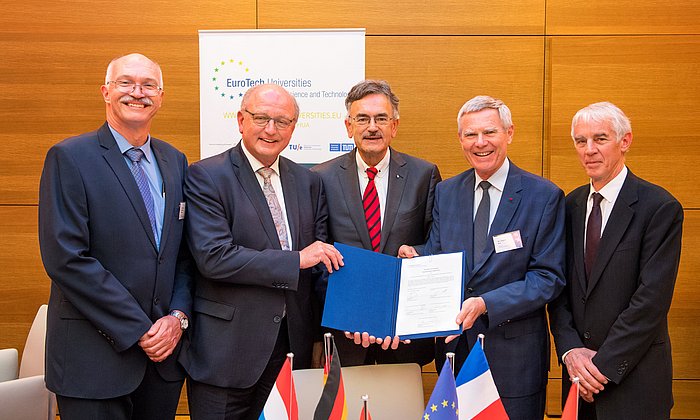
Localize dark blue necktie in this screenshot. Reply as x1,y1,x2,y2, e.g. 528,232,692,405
473,180,491,265
124,148,158,245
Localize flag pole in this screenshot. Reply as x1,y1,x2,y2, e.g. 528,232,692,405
478,333,485,349
323,332,332,372
362,394,369,420
446,352,455,375
572,376,580,419
287,353,295,420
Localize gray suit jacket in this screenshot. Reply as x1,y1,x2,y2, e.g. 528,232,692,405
549,170,683,419
312,148,441,366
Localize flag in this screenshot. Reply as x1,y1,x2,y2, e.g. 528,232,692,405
258,355,298,420
561,378,579,420
455,343,509,420
313,337,347,420
423,361,459,420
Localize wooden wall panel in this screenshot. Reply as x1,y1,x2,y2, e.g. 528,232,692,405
365,36,545,179
0,0,256,204
0,206,50,356
258,0,544,35
547,36,700,205
547,0,700,35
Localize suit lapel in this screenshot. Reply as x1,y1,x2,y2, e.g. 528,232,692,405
230,145,283,249
338,150,373,249
586,173,637,294
279,158,299,250
460,171,477,274
571,190,588,295
380,149,407,253
152,140,173,254
98,123,157,250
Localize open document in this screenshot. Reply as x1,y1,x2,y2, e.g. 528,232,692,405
322,243,464,339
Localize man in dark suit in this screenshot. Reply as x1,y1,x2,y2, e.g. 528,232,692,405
39,53,192,420
180,83,343,420
399,95,566,419
548,102,683,419
312,80,441,366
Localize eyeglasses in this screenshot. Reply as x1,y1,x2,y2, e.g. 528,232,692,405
244,109,295,130
349,115,394,126
107,80,163,96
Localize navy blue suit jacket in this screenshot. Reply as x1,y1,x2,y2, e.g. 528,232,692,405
179,144,327,388
549,171,682,419
39,122,192,398
419,161,565,398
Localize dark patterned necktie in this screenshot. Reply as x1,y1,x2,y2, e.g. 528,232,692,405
363,167,381,252
585,192,603,280
473,180,491,265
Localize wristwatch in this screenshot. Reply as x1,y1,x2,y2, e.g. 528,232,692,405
169,310,189,331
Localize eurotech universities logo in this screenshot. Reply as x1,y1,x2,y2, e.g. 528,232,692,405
208,57,264,102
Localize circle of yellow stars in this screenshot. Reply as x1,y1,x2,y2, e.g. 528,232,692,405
423,399,458,419
212,58,249,100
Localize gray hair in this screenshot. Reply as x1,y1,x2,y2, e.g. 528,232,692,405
240,83,300,119
457,95,512,133
571,102,631,141
105,53,164,89
345,80,400,119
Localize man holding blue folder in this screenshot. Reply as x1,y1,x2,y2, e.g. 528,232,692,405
399,95,565,419
313,80,441,366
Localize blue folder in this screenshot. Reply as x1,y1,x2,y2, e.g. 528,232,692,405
321,243,464,339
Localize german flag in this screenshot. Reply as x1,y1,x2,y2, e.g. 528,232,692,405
313,335,347,420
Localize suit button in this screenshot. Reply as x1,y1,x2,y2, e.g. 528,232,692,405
273,315,281,323
583,331,591,340
466,287,474,294
154,297,160,305
581,297,586,304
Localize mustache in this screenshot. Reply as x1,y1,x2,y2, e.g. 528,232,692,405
119,95,153,106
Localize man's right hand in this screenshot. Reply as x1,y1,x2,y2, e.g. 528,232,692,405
299,241,344,272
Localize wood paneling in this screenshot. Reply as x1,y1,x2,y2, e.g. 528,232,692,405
547,378,700,419
0,206,50,357
547,0,700,35
258,0,544,35
547,36,700,205
366,36,545,179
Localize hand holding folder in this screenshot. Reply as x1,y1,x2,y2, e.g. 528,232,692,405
322,243,465,340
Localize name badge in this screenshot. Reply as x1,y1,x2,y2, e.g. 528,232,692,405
493,230,523,253
178,202,186,220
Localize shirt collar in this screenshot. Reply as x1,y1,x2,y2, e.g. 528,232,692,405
109,124,154,163
356,148,391,178
240,140,281,176
475,158,509,192
589,165,628,203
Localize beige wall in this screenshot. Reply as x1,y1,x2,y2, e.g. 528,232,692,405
1,1,698,417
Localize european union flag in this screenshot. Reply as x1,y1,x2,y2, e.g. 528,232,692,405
423,360,459,420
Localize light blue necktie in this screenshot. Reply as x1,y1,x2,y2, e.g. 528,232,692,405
124,148,158,246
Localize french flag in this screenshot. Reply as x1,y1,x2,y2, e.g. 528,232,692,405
455,338,509,420
259,354,298,420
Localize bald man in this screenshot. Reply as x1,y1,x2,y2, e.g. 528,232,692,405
180,84,342,419
39,53,192,419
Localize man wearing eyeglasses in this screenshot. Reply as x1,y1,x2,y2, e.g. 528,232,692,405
312,80,441,366
180,83,343,419
39,53,192,419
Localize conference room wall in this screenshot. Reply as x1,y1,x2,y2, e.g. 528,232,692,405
0,0,698,417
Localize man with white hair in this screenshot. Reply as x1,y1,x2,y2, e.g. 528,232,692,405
549,102,683,419
39,53,192,419
400,95,566,419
